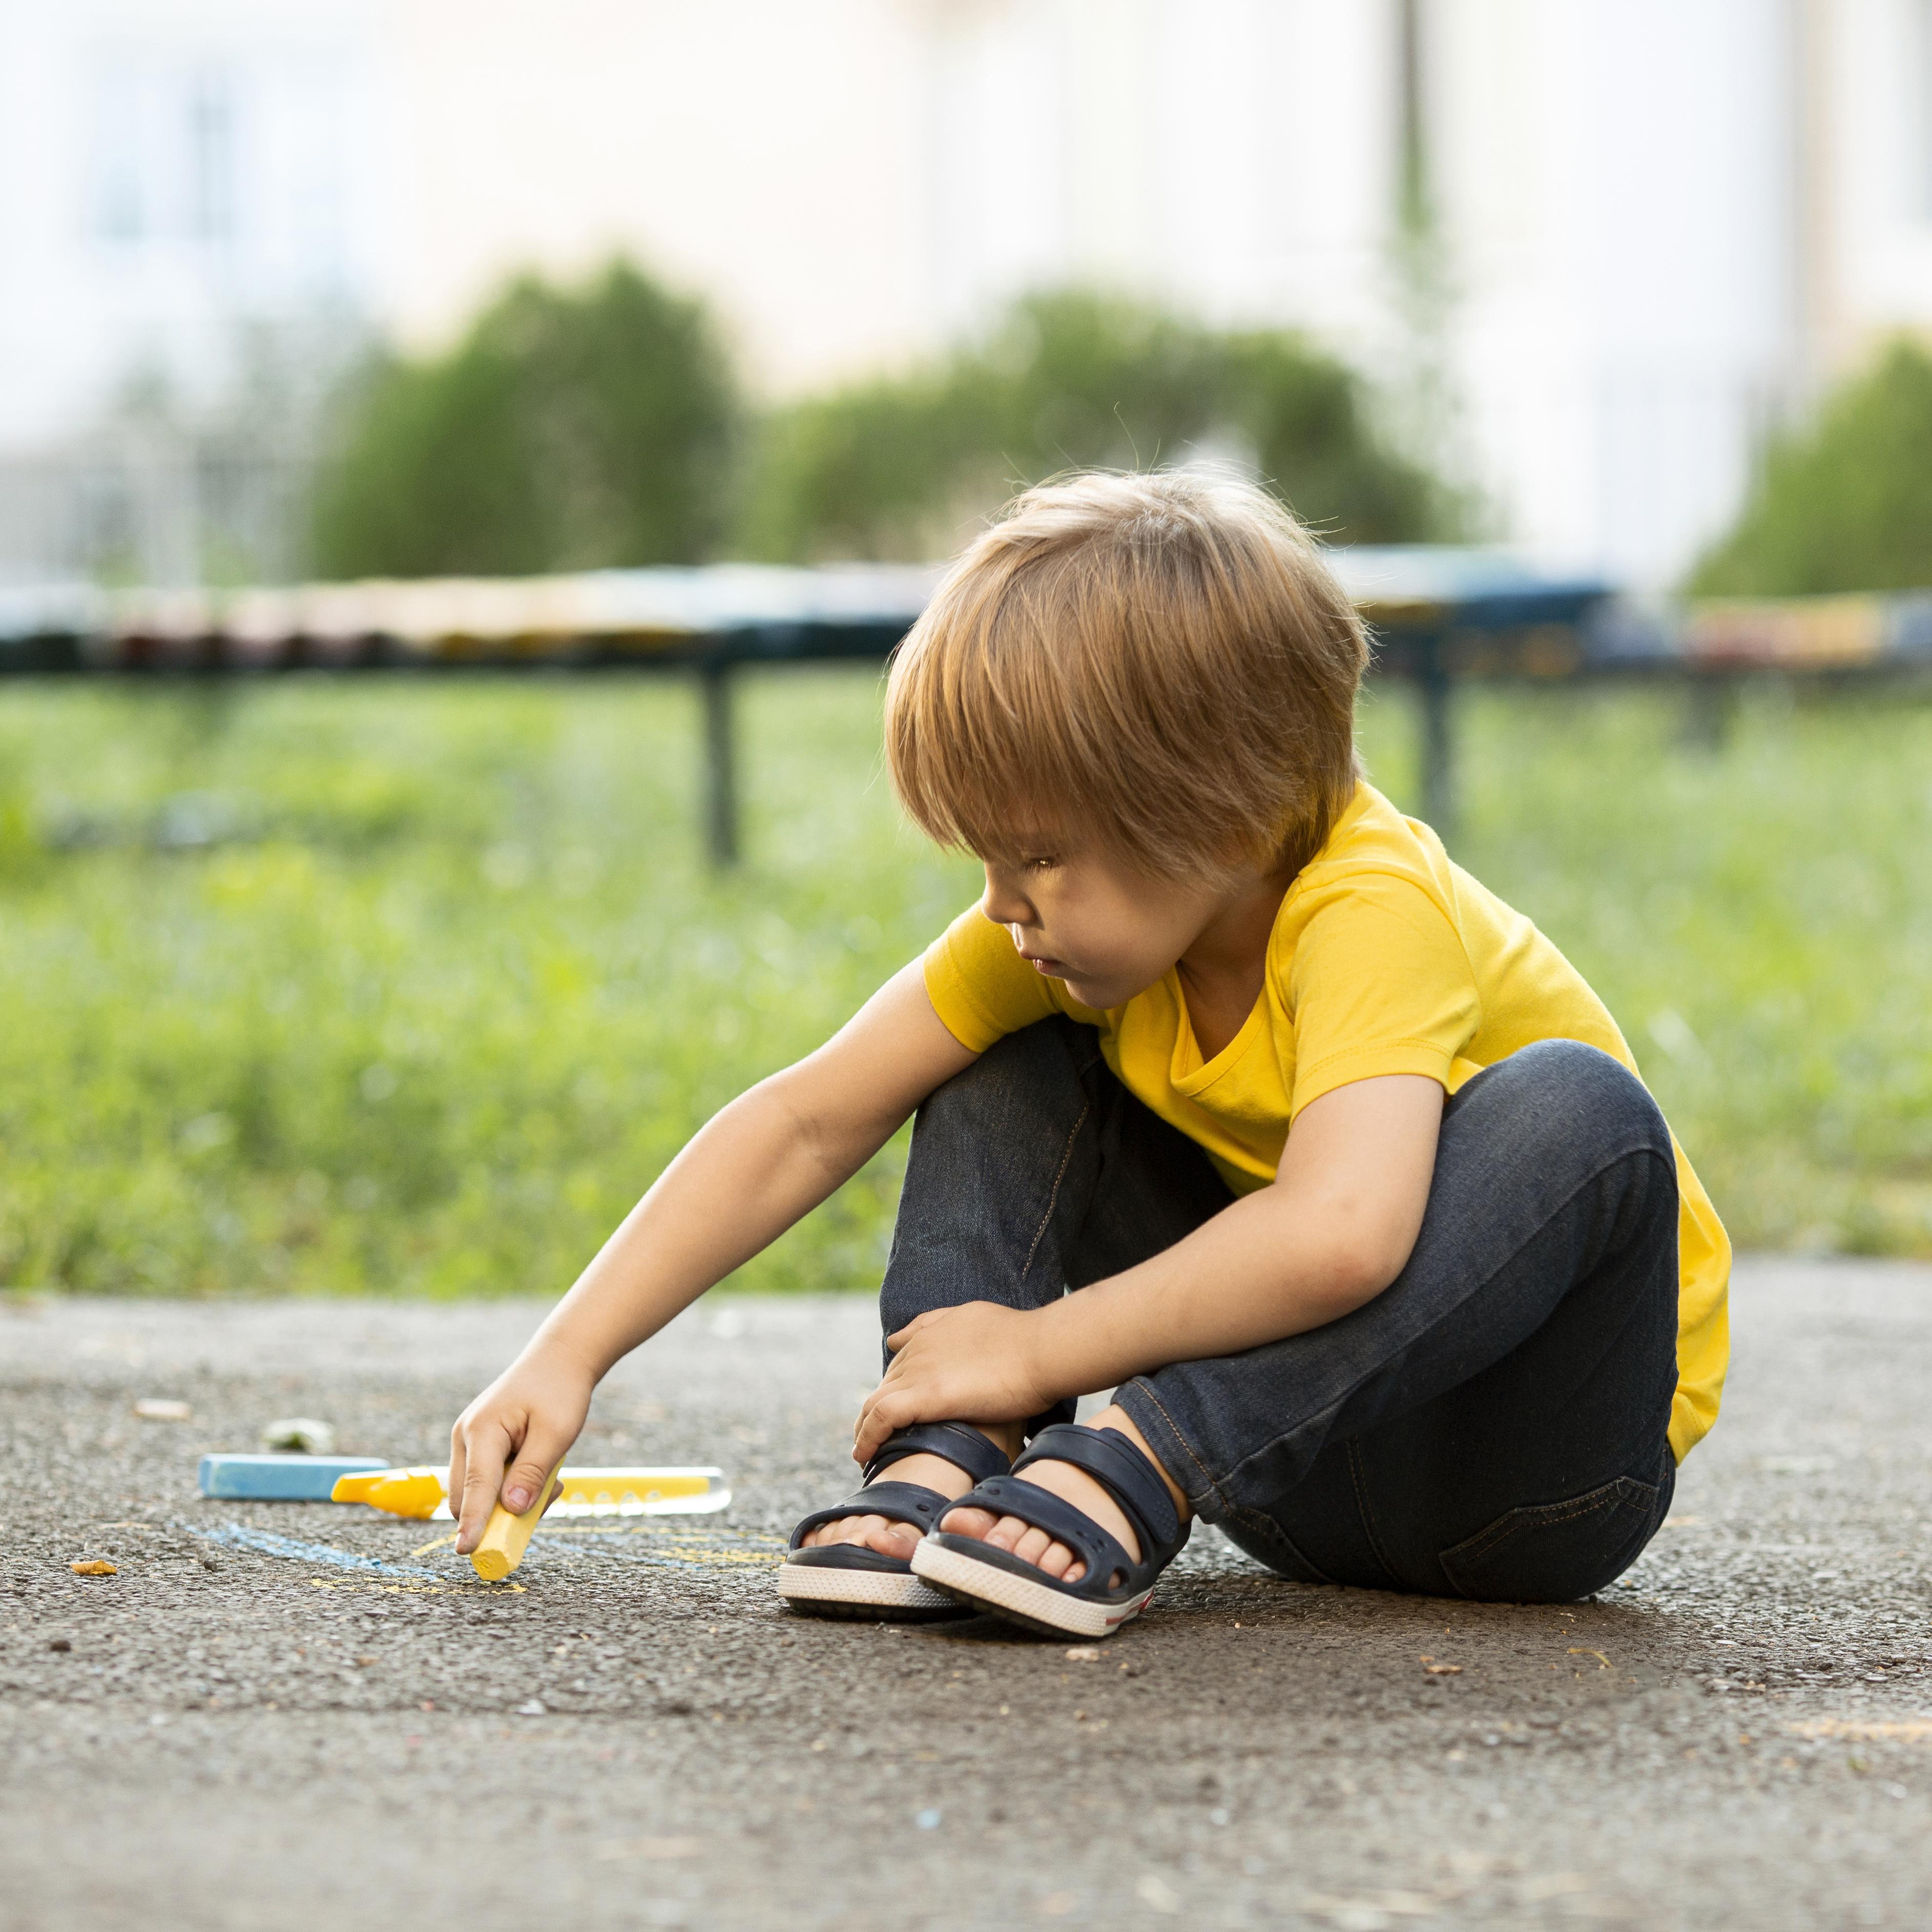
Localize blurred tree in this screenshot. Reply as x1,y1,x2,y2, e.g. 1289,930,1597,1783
736,291,1461,560
313,261,740,577
1692,339,1932,595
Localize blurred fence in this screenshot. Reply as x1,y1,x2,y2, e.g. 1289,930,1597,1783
4,554,1930,861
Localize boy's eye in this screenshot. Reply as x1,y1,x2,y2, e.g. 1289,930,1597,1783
1023,856,1059,875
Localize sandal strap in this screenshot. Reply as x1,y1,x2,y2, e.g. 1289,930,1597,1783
788,1426,1013,1552
864,1422,1009,1487
1012,1423,1184,1564
787,1478,955,1552
942,1473,1137,1585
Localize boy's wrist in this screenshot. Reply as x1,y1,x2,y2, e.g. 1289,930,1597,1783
1027,1293,1109,1410
521,1313,612,1388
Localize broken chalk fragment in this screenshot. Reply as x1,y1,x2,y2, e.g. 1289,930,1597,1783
70,1560,117,1576
133,1399,192,1422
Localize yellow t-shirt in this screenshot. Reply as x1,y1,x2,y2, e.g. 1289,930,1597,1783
922,782,1730,1462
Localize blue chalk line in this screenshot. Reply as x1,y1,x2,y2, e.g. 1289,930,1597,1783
193,1523,448,1581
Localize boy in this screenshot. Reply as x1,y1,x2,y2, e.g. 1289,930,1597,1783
448,471,1729,1641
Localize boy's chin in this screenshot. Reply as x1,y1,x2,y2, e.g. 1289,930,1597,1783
1057,970,1133,1010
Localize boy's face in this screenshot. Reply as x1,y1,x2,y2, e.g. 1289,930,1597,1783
978,834,1231,1010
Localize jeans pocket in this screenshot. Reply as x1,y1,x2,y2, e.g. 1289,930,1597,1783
1439,1472,1666,1604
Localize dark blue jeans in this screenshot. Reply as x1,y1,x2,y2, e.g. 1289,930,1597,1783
879,1017,1680,1603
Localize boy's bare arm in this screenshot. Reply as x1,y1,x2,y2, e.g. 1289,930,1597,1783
857,1073,1443,1458
450,959,976,1551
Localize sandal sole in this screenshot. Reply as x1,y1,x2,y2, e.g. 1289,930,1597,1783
910,1538,1153,1640
776,1561,966,1621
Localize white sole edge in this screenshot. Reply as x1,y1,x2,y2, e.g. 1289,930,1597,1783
910,1539,1153,1639
776,1562,957,1612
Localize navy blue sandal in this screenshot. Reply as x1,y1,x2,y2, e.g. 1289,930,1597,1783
909,1422,1188,1639
777,1423,1011,1621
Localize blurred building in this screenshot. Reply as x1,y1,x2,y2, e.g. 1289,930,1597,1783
4,0,1931,586
0,0,389,581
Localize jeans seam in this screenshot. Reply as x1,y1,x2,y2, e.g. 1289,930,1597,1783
1021,1097,1089,1283
1225,1502,1339,1585
1207,1140,1676,1505
1122,1377,1224,1513
1345,1439,1402,1587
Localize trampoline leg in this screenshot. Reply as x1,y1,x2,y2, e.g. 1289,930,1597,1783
700,659,739,867
1417,639,1456,841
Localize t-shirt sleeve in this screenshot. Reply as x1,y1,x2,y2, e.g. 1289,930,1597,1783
922,904,1060,1052
1283,875,1482,1118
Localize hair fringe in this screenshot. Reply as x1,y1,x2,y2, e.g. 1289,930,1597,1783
884,469,1366,884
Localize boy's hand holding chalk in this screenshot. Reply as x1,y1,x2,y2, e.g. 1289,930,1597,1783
447,1351,594,1561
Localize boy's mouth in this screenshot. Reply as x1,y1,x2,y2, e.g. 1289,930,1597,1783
1016,948,1067,977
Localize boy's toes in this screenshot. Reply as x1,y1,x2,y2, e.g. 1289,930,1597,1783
931,1502,1090,1582
1011,1523,1055,1566
1035,1541,1086,1584
938,1504,1000,1541
805,1513,916,1558
981,1512,1026,1553
1017,1530,1085,1583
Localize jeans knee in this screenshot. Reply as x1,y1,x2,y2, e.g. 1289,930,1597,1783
917,1015,1093,1134
1487,1039,1674,1170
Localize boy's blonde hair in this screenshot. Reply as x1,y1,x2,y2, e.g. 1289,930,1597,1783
884,470,1367,884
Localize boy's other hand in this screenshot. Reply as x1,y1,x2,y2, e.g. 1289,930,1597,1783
856,1303,1049,1465
447,1352,594,1555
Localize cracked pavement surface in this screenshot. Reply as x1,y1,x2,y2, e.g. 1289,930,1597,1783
2,1258,1929,1930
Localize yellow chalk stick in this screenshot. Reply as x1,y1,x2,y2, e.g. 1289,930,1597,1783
553,1468,725,1514
471,1469,565,1582
330,1466,448,1518
332,1463,731,1520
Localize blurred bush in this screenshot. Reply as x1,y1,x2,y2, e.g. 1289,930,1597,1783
309,274,1457,576
1691,338,1932,596
736,290,1463,559
311,261,741,577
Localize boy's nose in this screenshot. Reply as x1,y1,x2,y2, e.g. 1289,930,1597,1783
980,876,1032,927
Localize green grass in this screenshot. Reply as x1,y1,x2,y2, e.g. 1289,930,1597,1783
1,670,1929,1297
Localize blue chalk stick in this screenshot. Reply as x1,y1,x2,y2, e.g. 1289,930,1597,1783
198,1453,389,1501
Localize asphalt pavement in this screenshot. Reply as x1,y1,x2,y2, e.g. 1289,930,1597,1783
2,1259,1929,1930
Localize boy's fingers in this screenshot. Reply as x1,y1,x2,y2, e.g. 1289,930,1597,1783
883,1310,943,1351
855,1389,918,1462
500,1462,543,1516
447,1430,469,1526
499,1416,577,1515
453,1425,515,1553
852,1393,880,1454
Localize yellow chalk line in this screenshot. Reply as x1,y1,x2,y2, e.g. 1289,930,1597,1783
1789,1718,1932,1742
409,1524,783,1562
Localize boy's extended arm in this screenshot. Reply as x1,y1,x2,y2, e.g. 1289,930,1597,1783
855,1072,1444,1462
449,959,976,1552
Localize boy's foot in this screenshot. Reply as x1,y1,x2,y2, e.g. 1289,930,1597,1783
799,1450,984,1560
778,1422,1015,1621
912,1408,1192,1636
936,1407,1184,1583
